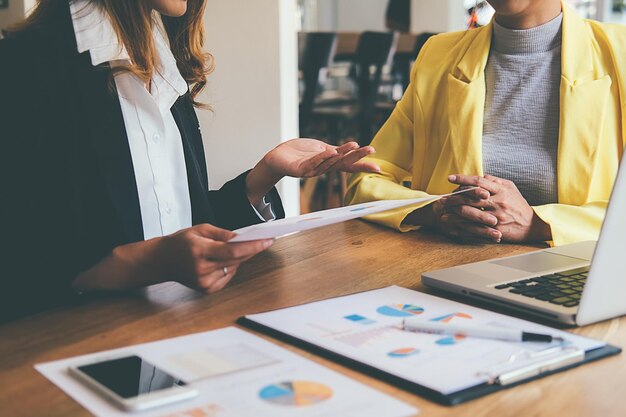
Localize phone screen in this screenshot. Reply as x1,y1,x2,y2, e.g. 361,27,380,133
77,356,186,399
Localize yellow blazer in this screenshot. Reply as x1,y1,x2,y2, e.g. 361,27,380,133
346,4,626,246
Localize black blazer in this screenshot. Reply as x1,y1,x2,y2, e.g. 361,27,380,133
0,2,284,322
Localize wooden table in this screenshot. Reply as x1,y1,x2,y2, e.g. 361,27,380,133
1,221,624,417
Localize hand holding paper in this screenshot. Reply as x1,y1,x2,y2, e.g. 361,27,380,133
230,188,477,242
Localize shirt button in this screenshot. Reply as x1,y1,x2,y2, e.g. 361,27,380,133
153,133,160,143
164,206,172,214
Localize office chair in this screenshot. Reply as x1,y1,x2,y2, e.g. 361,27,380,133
299,32,338,135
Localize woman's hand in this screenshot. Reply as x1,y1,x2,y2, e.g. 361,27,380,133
442,174,552,243
152,224,273,293
73,224,273,294
263,139,381,177
245,139,381,206
404,186,502,243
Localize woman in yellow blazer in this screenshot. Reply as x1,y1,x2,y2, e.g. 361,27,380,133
346,0,626,247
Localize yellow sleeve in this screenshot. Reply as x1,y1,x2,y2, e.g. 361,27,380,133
533,201,607,247
345,43,435,232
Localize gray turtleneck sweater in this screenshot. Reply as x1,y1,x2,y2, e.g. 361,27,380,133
482,14,563,206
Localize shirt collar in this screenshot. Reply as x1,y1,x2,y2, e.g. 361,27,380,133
492,13,563,55
69,0,188,102
69,0,129,65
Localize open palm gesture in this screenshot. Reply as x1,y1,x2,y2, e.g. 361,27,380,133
246,138,381,206
264,138,381,178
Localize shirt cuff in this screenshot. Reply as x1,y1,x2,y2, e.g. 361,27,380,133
251,196,277,222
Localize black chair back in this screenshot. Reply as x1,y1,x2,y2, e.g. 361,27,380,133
353,31,397,145
299,32,337,133
393,32,437,91
355,31,397,68
414,32,437,56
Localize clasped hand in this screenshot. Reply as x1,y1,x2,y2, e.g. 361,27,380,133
430,174,551,243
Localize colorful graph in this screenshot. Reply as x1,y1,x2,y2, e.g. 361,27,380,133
430,312,472,323
429,312,472,345
344,314,376,325
436,335,466,346
259,381,333,407
376,304,424,317
387,347,420,358
164,404,223,417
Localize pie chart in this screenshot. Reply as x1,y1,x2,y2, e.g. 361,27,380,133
431,312,472,323
436,335,466,346
376,304,424,317
388,347,420,358
259,381,333,406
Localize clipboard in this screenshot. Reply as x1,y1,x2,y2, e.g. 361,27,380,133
238,286,621,406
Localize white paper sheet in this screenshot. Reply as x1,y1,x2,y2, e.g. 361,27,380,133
230,192,459,242
245,286,605,395
36,327,418,417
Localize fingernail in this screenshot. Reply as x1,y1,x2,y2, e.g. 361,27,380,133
488,216,497,225
264,239,274,248
448,175,456,182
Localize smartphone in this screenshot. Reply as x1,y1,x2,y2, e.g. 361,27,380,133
68,355,198,412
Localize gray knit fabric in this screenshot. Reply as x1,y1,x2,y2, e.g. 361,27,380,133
482,14,562,206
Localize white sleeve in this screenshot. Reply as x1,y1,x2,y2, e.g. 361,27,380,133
251,196,277,222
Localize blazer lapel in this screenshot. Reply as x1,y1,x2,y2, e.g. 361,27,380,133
68,54,144,242
445,24,492,180
171,99,214,225
557,4,612,205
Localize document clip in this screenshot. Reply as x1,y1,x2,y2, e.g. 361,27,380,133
477,346,585,386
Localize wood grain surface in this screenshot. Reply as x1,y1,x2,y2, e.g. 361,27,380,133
0,220,623,417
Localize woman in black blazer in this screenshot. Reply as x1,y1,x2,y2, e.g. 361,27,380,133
0,0,380,322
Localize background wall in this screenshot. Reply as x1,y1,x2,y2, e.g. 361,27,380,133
311,0,468,33
200,0,300,217
411,0,466,33
315,0,388,31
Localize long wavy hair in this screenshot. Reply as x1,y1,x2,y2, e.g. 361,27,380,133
9,0,213,107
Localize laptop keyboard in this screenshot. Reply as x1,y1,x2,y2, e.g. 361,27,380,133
494,266,589,308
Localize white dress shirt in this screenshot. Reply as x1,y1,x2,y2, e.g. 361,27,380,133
70,0,273,240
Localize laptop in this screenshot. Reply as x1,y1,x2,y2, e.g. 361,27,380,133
421,157,626,326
